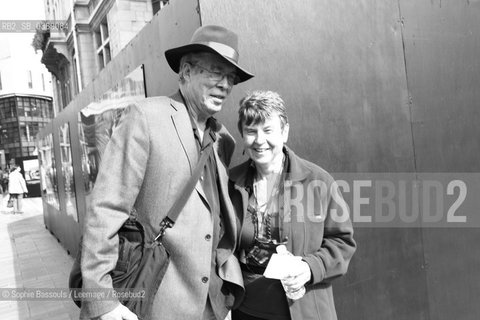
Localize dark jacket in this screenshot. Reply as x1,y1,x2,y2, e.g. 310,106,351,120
229,147,356,320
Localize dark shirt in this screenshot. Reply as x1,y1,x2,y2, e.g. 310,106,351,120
239,155,291,320
188,112,226,319
192,118,222,234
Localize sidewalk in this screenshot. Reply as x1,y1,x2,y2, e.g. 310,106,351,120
0,196,80,320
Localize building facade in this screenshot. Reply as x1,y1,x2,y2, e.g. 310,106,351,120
0,33,54,169
0,94,54,160
35,0,168,113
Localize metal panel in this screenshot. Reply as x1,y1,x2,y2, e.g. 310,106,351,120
401,0,480,173
200,1,427,319
422,228,480,320
400,1,480,319
335,227,429,320
200,0,415,172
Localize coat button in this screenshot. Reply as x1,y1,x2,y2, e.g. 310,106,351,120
202,277,209,283
205,234,211,241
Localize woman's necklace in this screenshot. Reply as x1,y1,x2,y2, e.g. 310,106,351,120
252,156,285,240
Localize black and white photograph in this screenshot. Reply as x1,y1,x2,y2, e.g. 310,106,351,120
0,1,479,320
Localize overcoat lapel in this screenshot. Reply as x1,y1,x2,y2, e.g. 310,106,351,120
169,93,209,204
169,93,198,173
214,148,235,265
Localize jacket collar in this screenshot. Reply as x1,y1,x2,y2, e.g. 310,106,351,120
230,146,311,189
170,90,221,135
168,90,184,112
169,90,223,173
169,90,197,172
284,146,310,182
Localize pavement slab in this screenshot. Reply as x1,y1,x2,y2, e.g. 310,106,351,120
0,196,80,320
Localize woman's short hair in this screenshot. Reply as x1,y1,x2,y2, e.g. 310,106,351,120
237,90,288,134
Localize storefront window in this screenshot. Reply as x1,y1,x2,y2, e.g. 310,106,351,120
78,65,145,194
38,134,59,210
59,123,78,222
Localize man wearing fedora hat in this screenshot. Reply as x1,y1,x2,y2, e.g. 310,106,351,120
79,25,254,320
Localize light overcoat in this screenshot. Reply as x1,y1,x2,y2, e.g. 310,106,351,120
8,170,28,194
80,92,244,319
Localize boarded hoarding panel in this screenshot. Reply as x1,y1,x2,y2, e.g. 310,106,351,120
401,0,480,172
200,0,415,173
401,1,480,319
200,0,427,319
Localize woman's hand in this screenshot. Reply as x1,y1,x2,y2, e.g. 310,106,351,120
281,260,311,293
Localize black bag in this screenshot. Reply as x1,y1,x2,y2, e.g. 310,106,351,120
246,238,287,268
69,219,170,320
69,131,216,319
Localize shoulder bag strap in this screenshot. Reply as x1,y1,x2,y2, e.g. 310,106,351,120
154,129,216,242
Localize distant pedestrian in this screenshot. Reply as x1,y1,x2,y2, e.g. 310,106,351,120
2,167,9,194
8,166,28,214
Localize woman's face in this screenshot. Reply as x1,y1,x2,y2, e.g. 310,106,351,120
242,113,289,167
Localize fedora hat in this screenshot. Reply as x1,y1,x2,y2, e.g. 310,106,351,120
165,25,254,84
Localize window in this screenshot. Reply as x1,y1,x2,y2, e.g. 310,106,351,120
28,123,40,139
20,123,29,142
72,50,80,94
7,99,16,118
31,100,41,117
152,0,169,15
0,100,5,119
17,97,25,117
95,21,111,71
5,122,19,144
27,70,33,89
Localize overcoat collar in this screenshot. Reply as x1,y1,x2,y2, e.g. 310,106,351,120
169,90,222,173
229,146,311,188
169,91,197,173
230,146,314,254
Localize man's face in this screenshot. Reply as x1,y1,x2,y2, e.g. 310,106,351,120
182,52,237,119
242,113,289,167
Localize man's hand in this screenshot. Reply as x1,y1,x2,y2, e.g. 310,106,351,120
95,304,138,320
280,260,312,293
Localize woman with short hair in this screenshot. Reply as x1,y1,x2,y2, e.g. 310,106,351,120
229,91,356,320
